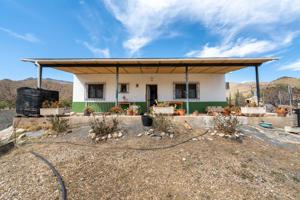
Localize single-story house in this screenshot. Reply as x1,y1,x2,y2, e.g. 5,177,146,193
22,58,274,114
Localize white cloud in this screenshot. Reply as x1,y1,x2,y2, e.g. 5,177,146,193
186,32,297,57
123,37,150,54
0,27,40,43
186,38,277,57
104,0,300,54
81,41,110,58
279,59,300,71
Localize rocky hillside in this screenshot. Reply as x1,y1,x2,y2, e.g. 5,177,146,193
229,76,300,97
0,78,73,106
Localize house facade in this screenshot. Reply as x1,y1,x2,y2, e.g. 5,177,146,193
72,73,227,113
21,58,274,114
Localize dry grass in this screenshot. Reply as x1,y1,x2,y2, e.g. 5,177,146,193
1,129,299,200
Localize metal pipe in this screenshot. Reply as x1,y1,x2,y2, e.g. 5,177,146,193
115,66,119,106
35,61,42,89
255,65,260,105
185,66,189,115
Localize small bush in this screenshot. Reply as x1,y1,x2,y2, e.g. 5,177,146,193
90,115,119,137
84,106,94,116
213,114,240,134
48,115,69,133
61,99,72,108
152,114,175,134
0,101,8,109
110,106,123,114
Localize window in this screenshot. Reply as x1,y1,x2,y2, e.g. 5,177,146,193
174,83,198,99
87,84,104,99
119,83,129,93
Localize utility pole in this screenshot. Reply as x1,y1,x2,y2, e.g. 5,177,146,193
288,85,293,107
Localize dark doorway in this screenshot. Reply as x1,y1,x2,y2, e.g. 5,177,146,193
146,84,157,111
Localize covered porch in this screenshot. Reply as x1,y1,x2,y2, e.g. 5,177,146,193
22,57,275,114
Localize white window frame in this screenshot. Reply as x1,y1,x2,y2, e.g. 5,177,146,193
173,82,200,100
118,83,129,93
85,82,106,101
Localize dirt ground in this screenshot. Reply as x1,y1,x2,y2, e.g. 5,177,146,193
0,126,299,200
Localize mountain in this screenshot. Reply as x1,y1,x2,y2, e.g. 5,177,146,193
0,78,73,106
228,76,300,97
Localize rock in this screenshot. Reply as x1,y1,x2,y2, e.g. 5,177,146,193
17,133,26,140
118,131,123,138
89,132,96,139
112,132,118,138
182,157,186,161
169,134,174,138
95,137,100,142
16,128,26,134
218,133,225,137
206,137,213,141
137,133,143,137
107,134,112,139
148,129,154,134
101,135,107,140
88,129,94,134
184,121,192,130
192,138,198,141
160,132,166,136
151,134,162,140
211,132,216,136
70,112,75,116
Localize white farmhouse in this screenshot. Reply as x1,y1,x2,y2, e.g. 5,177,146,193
22,58,274,114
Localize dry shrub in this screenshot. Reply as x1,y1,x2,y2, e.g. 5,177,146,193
152,114,175,134
48,115,69,133
90,115,119,137
213,114,240,134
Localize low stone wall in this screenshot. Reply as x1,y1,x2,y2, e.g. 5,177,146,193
13,115,294,130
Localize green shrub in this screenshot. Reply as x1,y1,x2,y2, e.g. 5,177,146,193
213,114,240,134
48,115,69,133
152,114,175,134
90,115,118,137
0,101,8,109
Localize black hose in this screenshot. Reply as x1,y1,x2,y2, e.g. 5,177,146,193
30,151,67,200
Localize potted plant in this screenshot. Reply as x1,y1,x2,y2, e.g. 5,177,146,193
141,113,153,126
110,106,123,114
276,107,288,117
84,106,94,116
176,109,186,116
40,100,66,116
130,104,140,115
126,107,134,115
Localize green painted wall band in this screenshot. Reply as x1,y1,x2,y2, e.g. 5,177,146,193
72,101,227,113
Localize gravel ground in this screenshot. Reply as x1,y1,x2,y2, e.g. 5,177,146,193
0,126,299,200
0,110,15,131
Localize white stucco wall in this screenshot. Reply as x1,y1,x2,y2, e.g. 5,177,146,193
73,73,226,102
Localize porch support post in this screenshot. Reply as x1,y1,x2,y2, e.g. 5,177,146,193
185,66,189,115
35,62,42,89
115,65,119,106
255,65,261,105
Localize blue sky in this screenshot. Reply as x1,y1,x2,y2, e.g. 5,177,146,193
0,0,300,83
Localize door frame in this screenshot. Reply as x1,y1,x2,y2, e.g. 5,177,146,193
146,84,158,112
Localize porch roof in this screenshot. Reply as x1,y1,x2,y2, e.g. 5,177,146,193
21,57,275,74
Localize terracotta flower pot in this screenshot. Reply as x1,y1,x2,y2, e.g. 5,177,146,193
276,107,287,117
126,109,133,115
177,109,186,116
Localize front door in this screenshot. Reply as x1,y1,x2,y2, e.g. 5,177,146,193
146,84,157,112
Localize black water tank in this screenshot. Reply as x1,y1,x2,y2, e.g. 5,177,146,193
16,87,59,116
294,109,300,127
